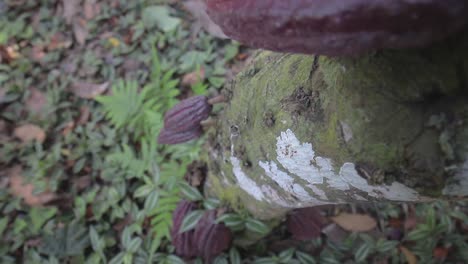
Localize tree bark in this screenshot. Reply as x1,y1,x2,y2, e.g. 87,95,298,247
204,30,468,220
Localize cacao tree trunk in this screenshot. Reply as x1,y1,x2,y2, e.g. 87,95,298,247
204,30,468,220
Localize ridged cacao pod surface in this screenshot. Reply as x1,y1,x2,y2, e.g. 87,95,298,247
157,127,203,145
164,95,212,133
193,210,233,262
171,200,198,258
206,0,468,56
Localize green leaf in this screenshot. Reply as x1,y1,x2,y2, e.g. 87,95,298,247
144,190,159,211
203,197,220,210
109,252,125,264
279,248,295,263
406,224,432,241
122,227,132,248
296,251,316,264
254,257,276,264
134,185,154,198
142,6,181,32
166,255,185,264
179,182,203,201
29,207,57,234
89,226,103,252
180,210,204,234
229,248,241,264
179,51,209,72
245,218,270,235
213,256,228,264
375,239,398,253
354,243,373,263
127,237,142,253
0,217,8,236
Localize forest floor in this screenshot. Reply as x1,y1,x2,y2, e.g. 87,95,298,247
1,0,468,263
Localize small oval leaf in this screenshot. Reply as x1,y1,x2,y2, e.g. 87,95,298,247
179,210,205,234
180,182,204,201
245,218,270,235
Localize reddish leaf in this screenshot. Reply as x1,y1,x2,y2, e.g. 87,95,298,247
286,207,326,241
433,247,449,260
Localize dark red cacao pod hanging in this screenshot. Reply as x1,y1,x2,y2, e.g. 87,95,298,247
171,200,198,258
286,207,327,241
205,0,468,56
164,95,212,133
193,210,233,262
157,127,203,145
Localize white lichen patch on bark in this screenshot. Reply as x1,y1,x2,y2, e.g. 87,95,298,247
230,156,265,201
443,159,468,196
259,129,420,203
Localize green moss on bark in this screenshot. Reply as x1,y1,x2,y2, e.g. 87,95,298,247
204,30,468,219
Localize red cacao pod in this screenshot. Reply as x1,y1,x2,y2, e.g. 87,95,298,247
164,95,212,133
206,0,468,56
171,200,198,258
286,207,326,241
193,210,232,262
157,127,203,145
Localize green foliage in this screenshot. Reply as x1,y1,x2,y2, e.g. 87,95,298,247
38,221,89,258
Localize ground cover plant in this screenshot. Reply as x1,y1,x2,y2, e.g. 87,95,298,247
1,0,468,263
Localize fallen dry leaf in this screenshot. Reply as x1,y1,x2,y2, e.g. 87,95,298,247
330,213,377,232
182,67,205,87
400,246,418,264
84,0,100,20
0,87,6,103
183,0,227,39
30,45,46,62
77,106,91,125
71,81,109,99
48,33,72,51
26,87,47,114
73,18,89,46
61,121,75,136
8,166,56,206
433,247,449,260
62,0,79,24
13,124,46,143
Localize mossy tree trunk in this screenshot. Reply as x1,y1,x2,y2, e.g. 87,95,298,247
204,31,468,220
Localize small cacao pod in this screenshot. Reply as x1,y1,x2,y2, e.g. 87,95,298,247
157,127,203,145
286,207,327,241
206,0,468,56
164,95,212,133
193,210,232,262
171,200,198,258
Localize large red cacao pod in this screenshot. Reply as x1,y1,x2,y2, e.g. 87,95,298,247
171,200,198,258
193,210,232,262
164,95,212,133
205,0,468,56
